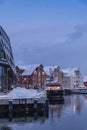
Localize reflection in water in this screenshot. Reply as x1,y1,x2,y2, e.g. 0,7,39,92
1,126,11,130
71,95,83,114
0,95,87,130
49,95,85,120
49,100,64,119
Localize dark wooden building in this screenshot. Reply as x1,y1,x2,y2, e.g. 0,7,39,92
16,64,47,89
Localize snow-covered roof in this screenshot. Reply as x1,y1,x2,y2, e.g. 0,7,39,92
19,64,58,76
7,87,45,99
62,68,79,77
44,65,57,75
22,70,29,75
19,64,40,75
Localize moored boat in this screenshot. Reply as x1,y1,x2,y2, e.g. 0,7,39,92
45,82,64,102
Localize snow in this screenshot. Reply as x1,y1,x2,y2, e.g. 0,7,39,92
19,64,40,75
62,68,79,77
18,64,82,79
19,64,58,76
44,65,57,75
7,87,45,99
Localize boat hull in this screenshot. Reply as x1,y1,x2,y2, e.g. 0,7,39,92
46,90,64,101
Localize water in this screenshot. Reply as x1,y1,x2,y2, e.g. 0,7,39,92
0,95,87,130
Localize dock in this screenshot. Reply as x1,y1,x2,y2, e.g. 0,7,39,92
64,88,87,95
0,97,49,119
0,87,49,119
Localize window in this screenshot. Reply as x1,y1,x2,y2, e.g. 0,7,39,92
1,50,6,60
34,70,37,75
42,71,45,75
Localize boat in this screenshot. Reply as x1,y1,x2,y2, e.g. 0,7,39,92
45,82,64,102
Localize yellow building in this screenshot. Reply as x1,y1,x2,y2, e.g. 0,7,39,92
53,66,64,85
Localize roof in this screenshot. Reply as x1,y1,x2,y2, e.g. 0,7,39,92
19,64,41,75
19,64,57,76
44,65,57,75
46,82,62,86
62,68,79,77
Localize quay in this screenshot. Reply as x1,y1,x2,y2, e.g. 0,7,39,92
64,88,87,95
70,88,87,94
0,98,49,119
0,87,49,119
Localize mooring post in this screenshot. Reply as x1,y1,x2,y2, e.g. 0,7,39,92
34,99,38,119
45,98,49,118
9,100,13,121
34,100,38,111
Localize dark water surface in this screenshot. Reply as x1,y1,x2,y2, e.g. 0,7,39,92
1,95,87,130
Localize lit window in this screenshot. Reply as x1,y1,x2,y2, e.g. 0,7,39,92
42,72,45,75
34,70,37,75
23,77,27,81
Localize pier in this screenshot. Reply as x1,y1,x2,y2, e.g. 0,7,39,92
0,87,49,119
64,88,87,95
0,97,49,119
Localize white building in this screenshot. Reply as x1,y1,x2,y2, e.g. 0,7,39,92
62,68,83,88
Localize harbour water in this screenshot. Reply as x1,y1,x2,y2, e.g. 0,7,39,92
0,95,87,130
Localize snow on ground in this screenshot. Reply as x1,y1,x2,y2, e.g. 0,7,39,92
6,87,45,99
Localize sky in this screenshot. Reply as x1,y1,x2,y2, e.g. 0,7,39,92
0,0,87,75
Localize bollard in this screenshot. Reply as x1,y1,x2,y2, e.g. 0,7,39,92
34,100,38,119
34,100,38,111
9,100,13,121
45,98,49,118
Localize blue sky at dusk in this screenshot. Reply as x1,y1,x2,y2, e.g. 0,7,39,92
0,0,87,75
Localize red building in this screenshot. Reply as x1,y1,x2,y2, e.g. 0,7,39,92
83,76,87,87
84,82,87,87
16,64,47,89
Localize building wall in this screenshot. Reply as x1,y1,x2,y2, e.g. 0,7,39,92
63,76,71,88
53,66,64,85
71,69,83,88
16,64,47,89
84,82,87,87
0,26,16,91
16,65,83,89
30,65,47,89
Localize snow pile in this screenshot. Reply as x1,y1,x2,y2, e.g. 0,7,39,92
7,87,45,99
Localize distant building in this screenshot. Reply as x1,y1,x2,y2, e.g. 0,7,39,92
16,64,83,89
44,65,57,82
83,76,87,87
53,66,64,84
0,26,16,91
44,66,83,88
62,68,83,88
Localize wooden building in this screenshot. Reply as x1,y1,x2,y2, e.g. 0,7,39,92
16,64,47,89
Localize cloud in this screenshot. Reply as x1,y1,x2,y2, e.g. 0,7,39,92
10,23,87,74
